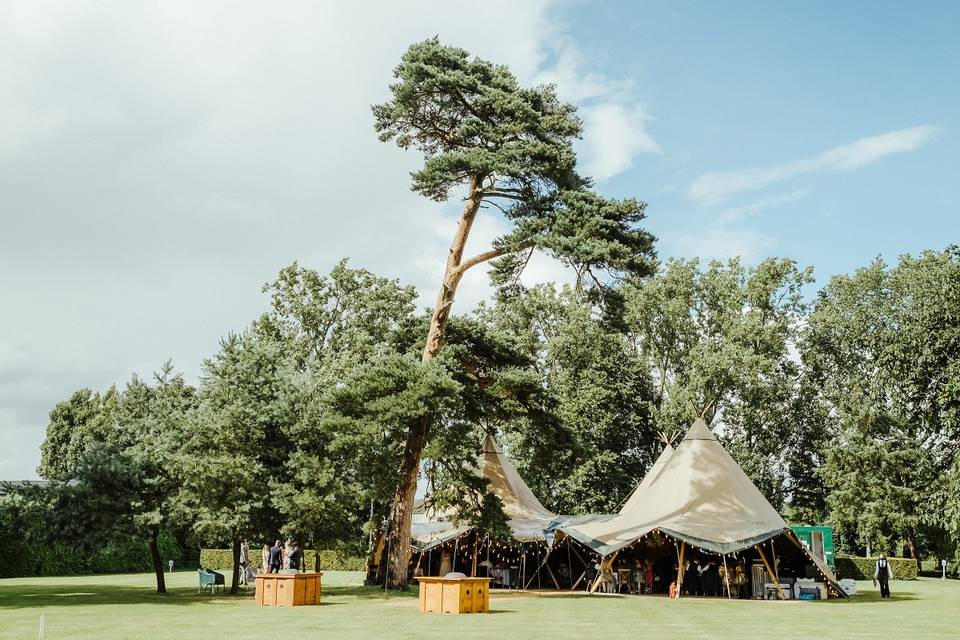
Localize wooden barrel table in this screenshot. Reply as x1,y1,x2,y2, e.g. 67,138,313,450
255,572,322,606
416,575,491,614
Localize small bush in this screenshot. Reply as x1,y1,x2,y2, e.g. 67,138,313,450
200,548,365,572
835,555,917,580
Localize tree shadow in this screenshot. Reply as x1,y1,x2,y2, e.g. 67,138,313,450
323,585,418,600
0,583,265,609
821,590,918,604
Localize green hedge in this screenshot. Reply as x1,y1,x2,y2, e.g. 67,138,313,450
0,530,194,578
835,555,918,580
200,548,366,572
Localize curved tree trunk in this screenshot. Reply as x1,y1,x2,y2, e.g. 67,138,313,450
149,529,166,594
384,179,484,589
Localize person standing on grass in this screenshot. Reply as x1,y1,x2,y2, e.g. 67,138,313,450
875,554,893,598
268,540,283,573
288,541,303,572
261,544,270,572
238,539,250,584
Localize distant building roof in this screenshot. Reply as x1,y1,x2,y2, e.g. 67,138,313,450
0,480,53,495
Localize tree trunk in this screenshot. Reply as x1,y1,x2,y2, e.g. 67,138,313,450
421,179,483,362
230,535,241,594
384,178,484,588
149,529,166,594
905,527,921,572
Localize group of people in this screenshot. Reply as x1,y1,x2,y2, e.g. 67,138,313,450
582,555,756,598
237,538,304,580
679,560,725,596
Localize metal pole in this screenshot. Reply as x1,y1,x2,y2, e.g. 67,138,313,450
536,544,542,594
722,554,731,599
367,499,375,548
485,535,490,578
453,537,459,574
566,537,573,590
520,546,526,591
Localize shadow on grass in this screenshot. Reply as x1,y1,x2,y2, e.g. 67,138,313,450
324,585,418,600
0,584,263,609
493,592,626,600
821,590,918,604
0,580,424,609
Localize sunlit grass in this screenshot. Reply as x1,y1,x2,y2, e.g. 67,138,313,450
2,571,957,639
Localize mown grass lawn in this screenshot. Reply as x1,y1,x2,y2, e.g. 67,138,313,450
1,571,957,640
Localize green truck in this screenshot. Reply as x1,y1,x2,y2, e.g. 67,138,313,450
791,525,835,570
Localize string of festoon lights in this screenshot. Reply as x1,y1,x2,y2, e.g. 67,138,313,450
420,528,836,596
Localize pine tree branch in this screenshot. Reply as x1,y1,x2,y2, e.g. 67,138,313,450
451,248,508,281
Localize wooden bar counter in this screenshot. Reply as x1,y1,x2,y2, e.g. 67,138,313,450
416,575,491,614
255,572,322,606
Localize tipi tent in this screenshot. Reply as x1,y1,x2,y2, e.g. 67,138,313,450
542,444,673,544
618,442,673,515
411,435,556,550
557,419,844,597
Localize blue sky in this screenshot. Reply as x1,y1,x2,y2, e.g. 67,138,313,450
0,0,956,479
561,0,957,280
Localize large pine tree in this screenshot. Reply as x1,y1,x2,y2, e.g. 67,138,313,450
372,38,655,588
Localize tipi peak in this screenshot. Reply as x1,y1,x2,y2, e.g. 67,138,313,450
683,418,716,441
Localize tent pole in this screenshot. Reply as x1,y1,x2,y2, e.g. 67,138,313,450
520,546,526,591
754,544,785,600
536,544,542,594
590,551,619,593
544,561,560,590
566,537,573,590
485,535,490,580
471,533,478,577
413,550,424,576
571,569,587,590
770,539,779,583
589,555,605,593
722,554,731,599
523,544,556,590
453,537,459,574
428,549,432,577
675,541,686,597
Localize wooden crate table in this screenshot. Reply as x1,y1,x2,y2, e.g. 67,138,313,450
255,572,322,607
416,576,491,614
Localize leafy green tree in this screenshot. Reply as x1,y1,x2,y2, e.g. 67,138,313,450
805,247,960,565
480,284,657,514
38,387,120,479
823,415,939,559
176,332,292,593
373,38,655,587
319,353,462,581
624,257,814,508
255,261,418,562
256,259,417,378
41,363,197,593
414,315,565,531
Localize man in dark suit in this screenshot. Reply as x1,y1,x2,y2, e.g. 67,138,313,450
874,554,893,598
268,540,283,574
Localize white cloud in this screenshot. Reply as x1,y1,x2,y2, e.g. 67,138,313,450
689,126,941,205
716,189,808,224
532,35,661,182
0,0,649,479
580,103,662,181
663,225,776,263
663,191,809,264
